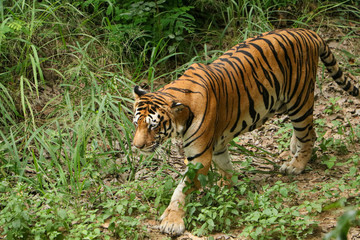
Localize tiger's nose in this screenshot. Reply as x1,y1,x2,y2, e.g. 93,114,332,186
134,143,145,149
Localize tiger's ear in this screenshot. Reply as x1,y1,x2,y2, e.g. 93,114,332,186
171,102,189,119
133,86,147,100
171,102,185,113
171,102,193,131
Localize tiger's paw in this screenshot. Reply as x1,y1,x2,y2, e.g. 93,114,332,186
279,162,305,175
159,207,185,236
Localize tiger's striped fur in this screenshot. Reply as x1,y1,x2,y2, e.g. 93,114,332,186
132,28,359,235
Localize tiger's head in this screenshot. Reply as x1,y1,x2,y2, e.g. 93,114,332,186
132,86,192,153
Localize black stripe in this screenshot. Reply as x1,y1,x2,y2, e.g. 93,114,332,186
320,49,331,59
343,80,352,91
259,38,285,76
166,87,202,95
187,140,213,161
350,87,359,96
324,58,336,67
293,124,311,132
248,42,273,70
183,108,194,136
291,107,313,123
214,149,227,156
332,69,343,80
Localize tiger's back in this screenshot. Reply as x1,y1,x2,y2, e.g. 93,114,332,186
185,28,322,148
132,28,359,236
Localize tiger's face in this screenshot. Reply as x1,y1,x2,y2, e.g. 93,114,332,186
132,86,176,153
132,102,175,153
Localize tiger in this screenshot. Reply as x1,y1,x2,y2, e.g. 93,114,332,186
132,28,359,235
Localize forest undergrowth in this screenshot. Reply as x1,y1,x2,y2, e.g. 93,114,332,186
0,0,360,239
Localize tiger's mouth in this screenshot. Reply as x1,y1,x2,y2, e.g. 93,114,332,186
136,142,159,153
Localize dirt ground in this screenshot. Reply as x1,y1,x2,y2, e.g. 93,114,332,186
140,28,360,240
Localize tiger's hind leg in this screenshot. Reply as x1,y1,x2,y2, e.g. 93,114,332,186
290,130,298,154
280,108,317,174
212,148,234,186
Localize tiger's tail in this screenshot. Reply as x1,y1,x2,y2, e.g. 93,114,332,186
320,41,360,98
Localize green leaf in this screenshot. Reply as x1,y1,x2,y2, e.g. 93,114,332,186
349,166,357,176
129,192,136,201
12,219,21,229
207,219,215,231
255,226,263,235
198,174,208,187
58,209,67,220
164,178,173,190
279,187,288,197
116,205,124,214
324,209,360,240
231,209,239,215
263,208,272,216
249,211,261,221
313,203,322,213
225,218,231,226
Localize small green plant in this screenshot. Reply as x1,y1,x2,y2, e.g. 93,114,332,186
183,162,205,192
318,136,348,155
185,170,243,236
321,155,337,170
238,181,318,239
100,191,149,239
184,172,318,238
275,122,293,152
324,97,342,115
0,187,32,239
324,209,360,240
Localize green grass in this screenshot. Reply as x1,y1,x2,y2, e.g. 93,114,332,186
1,0,360,239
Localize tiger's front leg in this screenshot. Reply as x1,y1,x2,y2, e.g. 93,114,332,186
159,151,212,235
159,178,186,235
